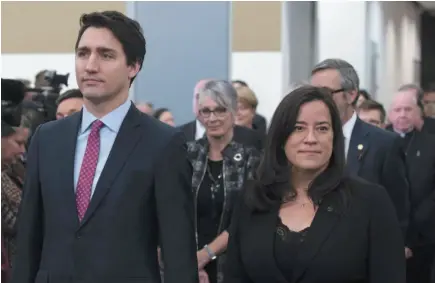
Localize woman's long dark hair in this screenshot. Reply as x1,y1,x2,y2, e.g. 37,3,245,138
247,85,346,211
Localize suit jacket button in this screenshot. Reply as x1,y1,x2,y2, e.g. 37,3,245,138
327,206,334,212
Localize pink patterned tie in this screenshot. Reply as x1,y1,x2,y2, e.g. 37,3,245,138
76,120,104,221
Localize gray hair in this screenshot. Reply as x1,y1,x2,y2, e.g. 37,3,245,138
397,83,424,101
312,58,360,92
198,80,238,114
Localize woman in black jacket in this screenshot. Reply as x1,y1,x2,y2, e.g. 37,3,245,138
224,85,406,283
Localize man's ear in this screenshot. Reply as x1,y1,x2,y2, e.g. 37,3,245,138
128,62,141,80
347,90,359,105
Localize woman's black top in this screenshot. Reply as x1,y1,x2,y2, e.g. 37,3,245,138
274,217,310,282
197,159,225,283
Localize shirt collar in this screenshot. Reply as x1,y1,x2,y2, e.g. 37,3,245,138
196,119,205,131
80,99,132,134
342,111,357,140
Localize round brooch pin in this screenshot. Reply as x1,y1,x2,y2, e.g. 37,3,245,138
233,153,242,162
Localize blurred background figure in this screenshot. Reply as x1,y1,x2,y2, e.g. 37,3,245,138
55,89,84,120
235,86,258,130
387,88,435,283
153,107,175,127
357,99,386,128
394,84,435,134
136,102,154,115
232,80,267,134
423,85,435,118
356,89,372,108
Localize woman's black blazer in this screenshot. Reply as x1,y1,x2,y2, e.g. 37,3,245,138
224,177,406,283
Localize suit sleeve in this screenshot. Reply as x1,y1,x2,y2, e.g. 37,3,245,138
368,184,406,283
155,132,198,283
381,135,410,239
413,141,435,227
224,195,253,283
10,126,44,283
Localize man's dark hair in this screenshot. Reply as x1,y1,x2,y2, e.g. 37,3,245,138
75,11,146,84
246,85,346,211
153,108,169,120
56,89,84,105
359,89,372,101
358,99,386,123
232,80,249,87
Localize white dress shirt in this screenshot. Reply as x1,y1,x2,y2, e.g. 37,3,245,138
342,111,357,158
195,119,206,140
74,99,132,197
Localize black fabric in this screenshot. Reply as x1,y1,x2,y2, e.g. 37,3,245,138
274,218,309,283
197,160,224,283
225,177,406,283
346,118,410,239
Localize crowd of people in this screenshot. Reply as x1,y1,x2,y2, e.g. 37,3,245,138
2,10,435,283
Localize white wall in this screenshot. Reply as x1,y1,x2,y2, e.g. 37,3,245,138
1,53,78,90
231,51,282,124
316,1,369,88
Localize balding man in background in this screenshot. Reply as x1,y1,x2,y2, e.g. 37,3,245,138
396,84,435,135
387,89,435,283
178,79,264,151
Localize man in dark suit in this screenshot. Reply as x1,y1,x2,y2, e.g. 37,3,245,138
310,59,410,239
387,90,435,283
396,83,435,135
11,11,198,283
179,79,264,151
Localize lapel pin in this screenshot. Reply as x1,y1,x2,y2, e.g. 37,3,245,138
234,153,242,162
357,144,364,161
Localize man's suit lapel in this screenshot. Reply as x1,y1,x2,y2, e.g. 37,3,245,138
180,121,196,141
79,106,144,228
61,111,82,228
346,118,370,176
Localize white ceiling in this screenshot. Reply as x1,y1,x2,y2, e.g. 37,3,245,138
418,1,435,10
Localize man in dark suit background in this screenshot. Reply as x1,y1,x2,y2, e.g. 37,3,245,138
11,11,198,283
179,79,264,151
394,84,435,135
310,59,410,241
387,90,435,283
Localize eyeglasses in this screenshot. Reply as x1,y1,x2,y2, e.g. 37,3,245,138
199,107,228,118
330,88,345,94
